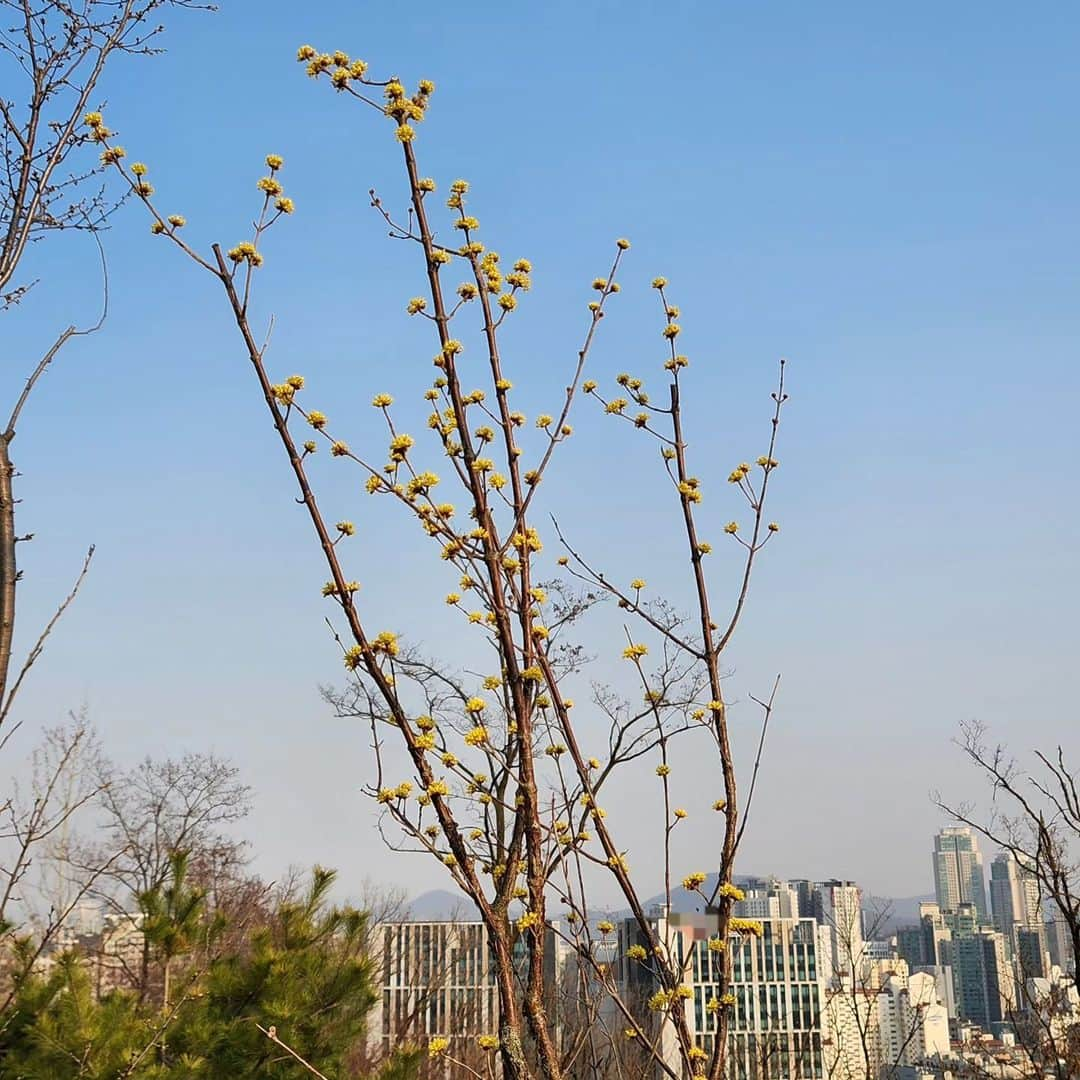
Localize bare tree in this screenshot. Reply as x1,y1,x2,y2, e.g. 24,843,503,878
0,718,119,1013
0,0,204,743
95,751,252,904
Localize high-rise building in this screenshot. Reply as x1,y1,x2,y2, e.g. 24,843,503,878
789,879,817,918
876,970,950,1070
951,928,1011,1031
1016,927,1048,981
990,853,1024,944
822,984,881,1080
990,851,1043,949
735,878,801,921
1045,916,1076,975
933,828,988,923
814,880,864,982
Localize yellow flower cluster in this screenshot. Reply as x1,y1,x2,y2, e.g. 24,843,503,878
719,882,746,901
682,871,707,891
371,631,399,657
476,1035,499,1051
626,944,647,961
427,1037,449,1057
729,917,764,937
678,479,702,504
227,241,262,267
622,643,647,660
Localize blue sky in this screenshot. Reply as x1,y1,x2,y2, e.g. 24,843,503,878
5,2,1079,903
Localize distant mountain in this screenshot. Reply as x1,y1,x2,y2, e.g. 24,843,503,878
863,893,935,936
407,889,474,920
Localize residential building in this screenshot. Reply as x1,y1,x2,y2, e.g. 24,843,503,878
933,828,988,923
863,939,898,961
735,878,801,921
814,880,864,984
877,969,950,1070
822,983,881,1080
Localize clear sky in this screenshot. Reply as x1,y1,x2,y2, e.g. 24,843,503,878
6,2,1079,905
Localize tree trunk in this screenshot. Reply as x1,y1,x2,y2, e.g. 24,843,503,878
0,436,17,714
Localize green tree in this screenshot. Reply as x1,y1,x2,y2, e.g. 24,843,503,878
171,866,390,1078
0,866,414,1079
141,850,211,1013
0,953,147,1079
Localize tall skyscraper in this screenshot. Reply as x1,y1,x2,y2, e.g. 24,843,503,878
990,851,1043,944
813,880,864,981
933,827,988,923
952,928,1010,1031
1045,916,1076,975
990,852,1024,943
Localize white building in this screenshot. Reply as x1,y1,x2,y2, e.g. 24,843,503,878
368,920,498,1061
621,910,825,1078
814,880,864,984
877,970,950,1070
822,983,881,1080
